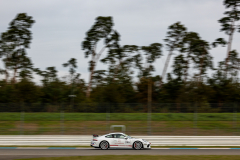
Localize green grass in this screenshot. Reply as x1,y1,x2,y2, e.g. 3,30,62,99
0,146,239,148
0,113,239,121
0,113,239,135
0,120,238,135
18,155,240,160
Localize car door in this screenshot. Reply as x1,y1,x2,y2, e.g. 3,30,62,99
123,136,131,147
110,134,122,147
112,134,131,148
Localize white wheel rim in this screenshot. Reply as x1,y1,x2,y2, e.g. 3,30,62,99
101,142,108,149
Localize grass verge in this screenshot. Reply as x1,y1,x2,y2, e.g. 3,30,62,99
18,155,240,160
1,113,240,121
0,113,239,135
0,146,239,148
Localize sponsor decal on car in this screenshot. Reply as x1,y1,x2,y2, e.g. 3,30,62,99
110,145,132,147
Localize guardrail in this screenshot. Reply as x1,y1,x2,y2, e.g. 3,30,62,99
0,136,240,146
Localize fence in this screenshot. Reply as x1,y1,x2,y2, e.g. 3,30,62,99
0,103,239,136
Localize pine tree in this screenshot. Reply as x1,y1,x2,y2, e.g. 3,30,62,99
161,22,187,85
82,17,115,98
219,0,240,73
0,13,35,83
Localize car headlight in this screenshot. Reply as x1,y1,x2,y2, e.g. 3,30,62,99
142,139,148,142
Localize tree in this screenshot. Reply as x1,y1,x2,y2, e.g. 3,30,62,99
35,67,67,104
82,16,115,98
63,58,79,104
208,56,240,104
161,22,187,85
62,58,78,82
92,70,106,87
0,39,12,80
96,37,138,103
180,32,200,81
172,54,188,81
101,31,138,83
219,0,240,72
15,79,41,103
228,50,240,78
133,43,163,77
4,51,34,82
191,39,213,82
0,13,35,83
181,31,214,82
36,67,58,84
134,43,162,106
100,30,124,82
212,38,227,48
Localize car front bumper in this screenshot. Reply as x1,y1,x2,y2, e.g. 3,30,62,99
143,142,151,149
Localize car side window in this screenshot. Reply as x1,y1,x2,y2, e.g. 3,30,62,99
112,134,117,138
105,134,113,138
119,134,126,139
116,134,121,138
113,134,125,139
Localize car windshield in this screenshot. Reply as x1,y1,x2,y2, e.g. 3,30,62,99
124,134,133,139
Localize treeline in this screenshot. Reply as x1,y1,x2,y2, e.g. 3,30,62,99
1,1,240,106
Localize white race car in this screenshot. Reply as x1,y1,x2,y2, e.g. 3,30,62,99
90,132,151,150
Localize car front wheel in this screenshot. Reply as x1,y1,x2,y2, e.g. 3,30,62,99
133,141,142,150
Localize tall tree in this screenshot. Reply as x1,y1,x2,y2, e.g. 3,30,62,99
181,32,201,81
63,58,79,104
0,13,35,83
161,22,187,85
82,16,115,98
219,0,240,72
132,43,162,78
0,39,11,80
181,32,213,82
228,50,240,78
98,36,138,103
135,43,162,106
172,54,188,81
141,43,163,77
62,58,78,82
36,67,58,84
101,31,138,83
191,39,213,82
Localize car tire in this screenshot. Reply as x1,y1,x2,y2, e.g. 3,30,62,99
133,141,142,150
100,141,109,150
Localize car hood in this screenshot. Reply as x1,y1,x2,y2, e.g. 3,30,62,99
130,138,145,141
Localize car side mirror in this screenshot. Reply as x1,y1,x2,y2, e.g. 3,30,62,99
124,137,128,140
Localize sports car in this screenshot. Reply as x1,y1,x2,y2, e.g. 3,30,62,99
90,132,151,150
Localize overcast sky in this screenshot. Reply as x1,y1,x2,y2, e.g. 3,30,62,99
0,0,239,83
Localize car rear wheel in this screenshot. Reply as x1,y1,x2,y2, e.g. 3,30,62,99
133,141,142,150
100,141,109,150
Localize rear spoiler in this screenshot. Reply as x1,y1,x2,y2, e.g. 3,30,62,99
93,134,98,137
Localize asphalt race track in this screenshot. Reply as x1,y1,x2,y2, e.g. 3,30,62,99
1,148,240,160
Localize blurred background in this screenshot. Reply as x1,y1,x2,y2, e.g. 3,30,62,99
0,0,240,136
